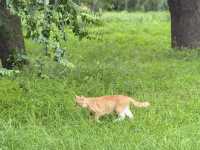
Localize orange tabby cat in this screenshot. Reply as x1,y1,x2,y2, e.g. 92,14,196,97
75,95,150,122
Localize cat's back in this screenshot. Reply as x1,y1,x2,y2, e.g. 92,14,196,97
96,95,130,103
88,95,130,112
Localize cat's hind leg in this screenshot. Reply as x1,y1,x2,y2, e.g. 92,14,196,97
124,107,134,119
114,111,126,122
114,107,133,122
94,113,102,122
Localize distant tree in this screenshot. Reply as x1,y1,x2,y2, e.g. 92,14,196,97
125,0,129,11
92,0,98,11
168,0,200,49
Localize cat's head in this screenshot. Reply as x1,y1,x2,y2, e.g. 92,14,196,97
75,96,88,108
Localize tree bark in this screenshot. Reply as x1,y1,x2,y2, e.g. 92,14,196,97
0,6,25,69
91,0,98,12
125,0,128,11
0,0,6,8
168,0,200,49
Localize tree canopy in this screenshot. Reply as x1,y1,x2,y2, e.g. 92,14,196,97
0,0,96,63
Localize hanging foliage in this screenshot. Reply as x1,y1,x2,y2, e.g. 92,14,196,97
5,0,97,63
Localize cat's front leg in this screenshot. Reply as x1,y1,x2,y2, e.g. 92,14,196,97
94,113,101,122
89,112,94,120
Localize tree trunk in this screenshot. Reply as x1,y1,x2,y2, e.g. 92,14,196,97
0,0,6,8
91,0,98,12
0,6,25,69
168,0,200,49
125,0,128,11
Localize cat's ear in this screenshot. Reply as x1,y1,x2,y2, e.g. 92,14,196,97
75,95,80,99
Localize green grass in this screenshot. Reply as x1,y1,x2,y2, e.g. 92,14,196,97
1,11,200,149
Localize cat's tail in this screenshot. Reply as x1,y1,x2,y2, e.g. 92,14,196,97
129,98,150,108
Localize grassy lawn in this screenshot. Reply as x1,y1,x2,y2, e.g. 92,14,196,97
1,11,200,150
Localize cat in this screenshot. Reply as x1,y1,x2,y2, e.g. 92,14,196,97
75,95,150,122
